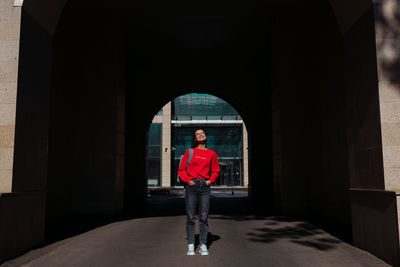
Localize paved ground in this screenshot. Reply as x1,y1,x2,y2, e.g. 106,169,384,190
1,193,390,267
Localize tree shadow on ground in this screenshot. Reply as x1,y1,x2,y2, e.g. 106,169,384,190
210,213,344,251
208,210,347,251
245,220,342,251
44,195,345,253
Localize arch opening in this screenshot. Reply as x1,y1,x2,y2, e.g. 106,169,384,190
146,92,250,194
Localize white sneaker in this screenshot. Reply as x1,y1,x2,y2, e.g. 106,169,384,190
199,244,209,256
187,244,195,256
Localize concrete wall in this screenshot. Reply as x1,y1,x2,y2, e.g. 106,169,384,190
0,0,20,193
161,103,171,187
342,2,400,265
46,3,126,217
373,0,400,264
0,192,45,262
2,0,400,265
150,102,171,187
270,7,400,266
269,3,352,242
351,189,399,266
0,2,51,262
375,0,400,192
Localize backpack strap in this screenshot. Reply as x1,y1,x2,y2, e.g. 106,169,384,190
177,148,194,183
186,148,194,169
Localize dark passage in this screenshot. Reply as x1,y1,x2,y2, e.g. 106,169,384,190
5,191,388,267
8,0,381,264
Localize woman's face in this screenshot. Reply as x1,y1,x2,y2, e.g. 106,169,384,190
195,129,207,143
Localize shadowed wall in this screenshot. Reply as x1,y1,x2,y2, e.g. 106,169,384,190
1,0,398,266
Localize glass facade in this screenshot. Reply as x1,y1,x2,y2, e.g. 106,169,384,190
147,93,246,188
172,93,241,120
146,124,161,186
171,126,244,186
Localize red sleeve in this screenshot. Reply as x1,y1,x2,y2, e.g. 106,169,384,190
178,149,191,183
209,151,220,184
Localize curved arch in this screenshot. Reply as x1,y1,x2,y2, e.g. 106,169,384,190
146,88,251,134
22,0,67,35
146,91,250,189
328,0,372,34
20,0,369,41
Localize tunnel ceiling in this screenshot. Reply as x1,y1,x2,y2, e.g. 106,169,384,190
123,0,277,69
47,0,340,70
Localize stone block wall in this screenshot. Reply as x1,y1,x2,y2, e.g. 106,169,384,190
161,102,171,187
46,5,126,216
0,192,46,263
270,2,352,240
339,2,400,265
0,0,20,193
374,0,400,192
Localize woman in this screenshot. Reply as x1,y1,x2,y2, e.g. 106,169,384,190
178,128,220,256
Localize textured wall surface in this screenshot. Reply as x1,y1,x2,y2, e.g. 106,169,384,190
0,0,21,193
2,0,400,265
374,0,400,192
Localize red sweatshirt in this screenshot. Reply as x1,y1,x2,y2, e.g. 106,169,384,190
178,148,220,184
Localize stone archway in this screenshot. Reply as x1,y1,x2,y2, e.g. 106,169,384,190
145,91,251,190
2,0,400,265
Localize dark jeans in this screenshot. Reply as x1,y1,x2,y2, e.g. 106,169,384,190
185,178,211,245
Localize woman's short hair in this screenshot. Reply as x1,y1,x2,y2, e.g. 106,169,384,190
192,128,207,148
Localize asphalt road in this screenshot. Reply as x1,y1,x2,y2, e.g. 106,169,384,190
1,193,390,267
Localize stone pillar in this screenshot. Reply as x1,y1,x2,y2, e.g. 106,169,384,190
345,1,400,265
243,123,249,187
0,0,21,193
161,102,171,187
374,0,400,253
374,0,400,192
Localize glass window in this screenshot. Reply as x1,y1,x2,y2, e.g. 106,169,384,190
147,124,162,186
171,126,243,186
172,93,239,119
